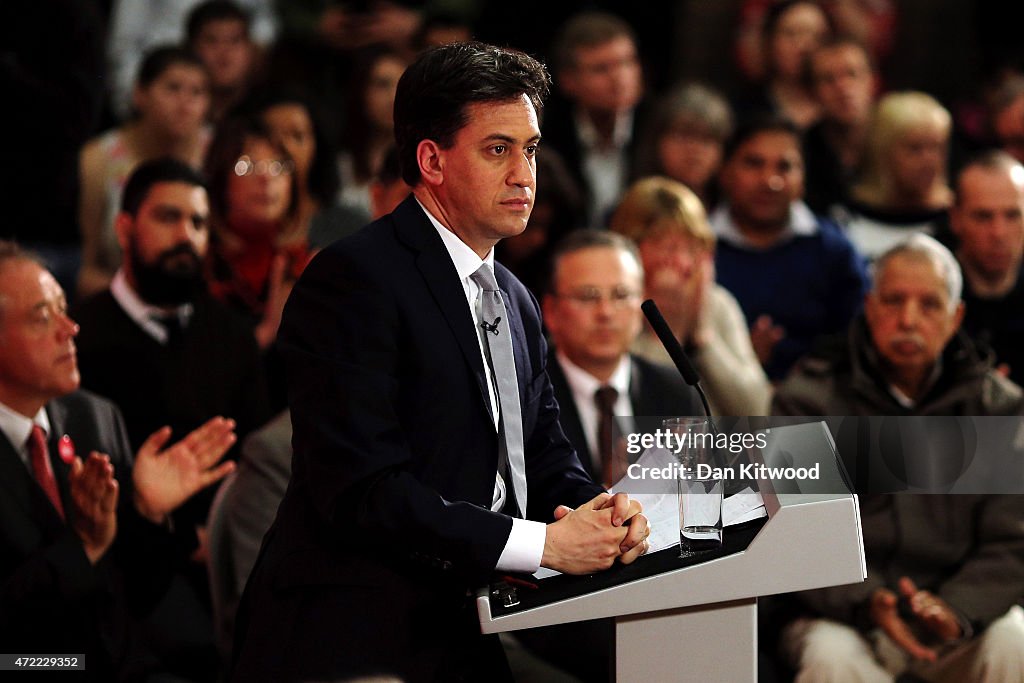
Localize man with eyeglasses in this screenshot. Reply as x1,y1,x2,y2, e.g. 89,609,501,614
518,229,699,682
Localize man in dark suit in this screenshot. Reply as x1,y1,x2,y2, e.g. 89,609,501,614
0,241,236,680
230,42,650,682
543,229,702,487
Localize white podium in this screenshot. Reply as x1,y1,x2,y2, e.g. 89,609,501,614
477,421,867,682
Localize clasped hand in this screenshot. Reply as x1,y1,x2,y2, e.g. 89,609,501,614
542,492,650,575
870,577,963,662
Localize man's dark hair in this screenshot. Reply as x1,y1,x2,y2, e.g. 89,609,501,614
552,11,636,73
954,149,1023,203
393,41,551,187
723,114,802,163
121,158,208,217
186,0,251,43
545,229,641,295
136,45,206,89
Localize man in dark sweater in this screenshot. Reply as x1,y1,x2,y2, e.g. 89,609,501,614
951,150,1024,386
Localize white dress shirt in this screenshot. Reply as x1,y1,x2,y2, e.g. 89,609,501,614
417,200,547,574
555,352,634,474
0,400,51,471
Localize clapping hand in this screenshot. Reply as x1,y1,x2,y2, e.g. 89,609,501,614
132,417,237,524
69,452,119,564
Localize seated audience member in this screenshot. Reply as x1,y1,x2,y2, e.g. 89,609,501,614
544,11,646,226
802,37,878,215
989,76,1024,164
774,234,1022,415
710,115,868,381
336,48,408,220
204,114,308,349
952,151,1024,385
772,235,1024,683
514,230,700,683
0,241,236,681
735,0,832,130
497,148,587,297
633,83,734,209
840,91,954,260
73,157,271,531
611,177,771,415
79,47,211,299
186,0,260,123
251,90,366,248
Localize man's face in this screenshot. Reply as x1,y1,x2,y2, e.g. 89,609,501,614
0,260,80,414
768,1,830,80
561,35,643,115
865,253,964,379
117,181,210,305
431,96,540,254
994,95,1024,164
191,19,253,90
543,246,643,372
811,44,875,127
952,165,1024,281
135,64,210,138
720,131,804,232
657,128,723,193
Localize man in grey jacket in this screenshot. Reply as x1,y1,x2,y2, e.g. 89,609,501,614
773,235,1024,682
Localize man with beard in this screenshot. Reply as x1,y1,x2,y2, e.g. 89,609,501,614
71,157,270,678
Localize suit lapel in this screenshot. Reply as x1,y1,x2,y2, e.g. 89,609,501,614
392,198,493,418
0,402,69,529
45,399,74,518
547,353,596,480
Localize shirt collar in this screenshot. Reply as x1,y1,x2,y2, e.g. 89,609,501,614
0,400,51,467
575,109,635,151
556,350,632,402
110,269,194,343
416,197,495,282
709,200,819,249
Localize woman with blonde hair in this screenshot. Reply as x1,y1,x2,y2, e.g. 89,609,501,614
840,91,953,259
611,176,771,415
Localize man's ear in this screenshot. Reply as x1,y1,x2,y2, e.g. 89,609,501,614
416,139,444,187
558,67,579,99
951,300,966,332
114,212,133,254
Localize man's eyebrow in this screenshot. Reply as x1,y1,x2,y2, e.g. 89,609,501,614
481,133,542,144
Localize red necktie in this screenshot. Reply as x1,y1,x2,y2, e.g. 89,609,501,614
595,386,626,487
29,425,65,520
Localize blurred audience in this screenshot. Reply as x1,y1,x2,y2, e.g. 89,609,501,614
250,89,366,248
336,47,407,220
78,46,211,299
710,115,868,380
736,0,832,130
106,0,277,121
186,0,261,123
611,177,771,415
633,83,734,209
544,11,646,226
840,91,953,260
988,75,1024,164
952,151,1024,386
802,36,878,215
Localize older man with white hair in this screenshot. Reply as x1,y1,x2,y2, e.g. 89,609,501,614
771,234,1024,682
773,233,1022,415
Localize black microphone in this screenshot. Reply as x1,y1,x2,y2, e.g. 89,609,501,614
641,299,713,420
480,317,501,335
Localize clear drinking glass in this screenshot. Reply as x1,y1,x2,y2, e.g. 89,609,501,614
663,417,724,554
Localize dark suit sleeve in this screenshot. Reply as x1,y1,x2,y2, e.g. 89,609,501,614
278,246,516,584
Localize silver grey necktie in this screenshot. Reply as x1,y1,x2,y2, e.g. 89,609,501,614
471,264,527,517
